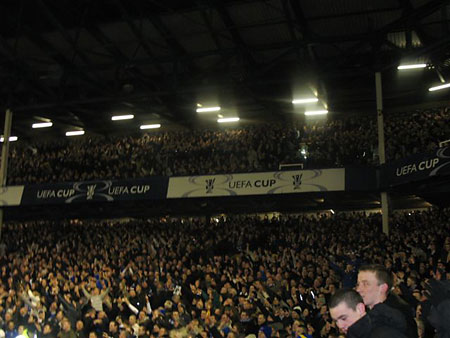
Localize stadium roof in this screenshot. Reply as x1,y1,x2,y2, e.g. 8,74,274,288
0,0,449,140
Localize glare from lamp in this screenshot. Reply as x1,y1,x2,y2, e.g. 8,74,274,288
428,83,450,92
304,110,328,116
397,64,427,70
0,136,18,142
140,124,161,130
32,122,53,128
112,114,134,121
65,130,85,137
217,117,239,123
292,98,319,104
196,106,221,113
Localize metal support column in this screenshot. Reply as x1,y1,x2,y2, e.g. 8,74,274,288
0,109,13,241
375,73,389,236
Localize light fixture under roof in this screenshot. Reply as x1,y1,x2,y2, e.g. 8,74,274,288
217,117,239,123
66,130,85,137
32,122,53,129
112,114,134,121
429,83,450,92
0,136,18,142
292,98,319,104
304,110,328,116
397,64,427,70
140,124,161,130
196,106,221,113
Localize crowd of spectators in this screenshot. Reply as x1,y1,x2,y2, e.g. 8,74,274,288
0,208,448,337
5,106,450,185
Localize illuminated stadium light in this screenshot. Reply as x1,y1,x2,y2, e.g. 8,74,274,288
0,136,18,142
292,98,319,104
397,64,427,70
65,130,85,137
196,106,221,113
112,114,134,121
217,117,239,123
140,124,161,130
428,83,450,92
304,110,328,116
32,122,53,128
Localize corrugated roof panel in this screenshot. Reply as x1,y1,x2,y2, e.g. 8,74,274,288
161,11,218,53
99,22,136,44
161,11,206,37
313,44,343,60
177,32,217,54
241,24,293,47
410,0,432,8
254,48,297,64
227,0,285,27
14,37,52,64
309,9,402,37
37,31,73,57
422,8,445,23
163,9,236,50
302,0,398,18
194,55,224,71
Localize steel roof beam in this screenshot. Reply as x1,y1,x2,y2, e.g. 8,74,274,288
112,0,190,125
211,0,256,67
113,0,168,77
146,14,197,73
0,35,57,100
35,1,103,76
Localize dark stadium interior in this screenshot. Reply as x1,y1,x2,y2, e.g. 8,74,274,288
0,0,449,137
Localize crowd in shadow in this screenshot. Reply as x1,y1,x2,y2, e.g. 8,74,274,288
0,208,448,337
5,106,450,185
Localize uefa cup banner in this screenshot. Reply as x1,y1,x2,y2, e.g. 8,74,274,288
20,178,168,205
383,146,450,187
167,169,345,198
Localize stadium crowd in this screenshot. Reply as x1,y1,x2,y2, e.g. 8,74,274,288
5,106,450,185
0,208,448,337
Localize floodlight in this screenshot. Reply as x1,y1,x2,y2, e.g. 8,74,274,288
32,122,53,128
397,64,427,70
140,124,161,129
196,106,221,113
217,117,239,123
292,98,319,104
65,130,85,136
112,115,134,121
429,83,450,92
0,136,18,142
304,110,328,116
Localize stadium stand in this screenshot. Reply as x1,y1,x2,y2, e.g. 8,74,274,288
0,209,448,337
5,106,450,185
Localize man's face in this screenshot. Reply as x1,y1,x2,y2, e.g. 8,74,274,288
356,271,385,308
329,302,364,334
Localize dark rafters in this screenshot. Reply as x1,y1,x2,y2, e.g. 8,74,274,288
35,0,110,96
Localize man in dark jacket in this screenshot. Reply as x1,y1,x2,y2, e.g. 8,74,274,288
329,288,408,338
356,264,418,338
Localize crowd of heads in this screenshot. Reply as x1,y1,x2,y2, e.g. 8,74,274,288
5,106,450,185
0,207,448,337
